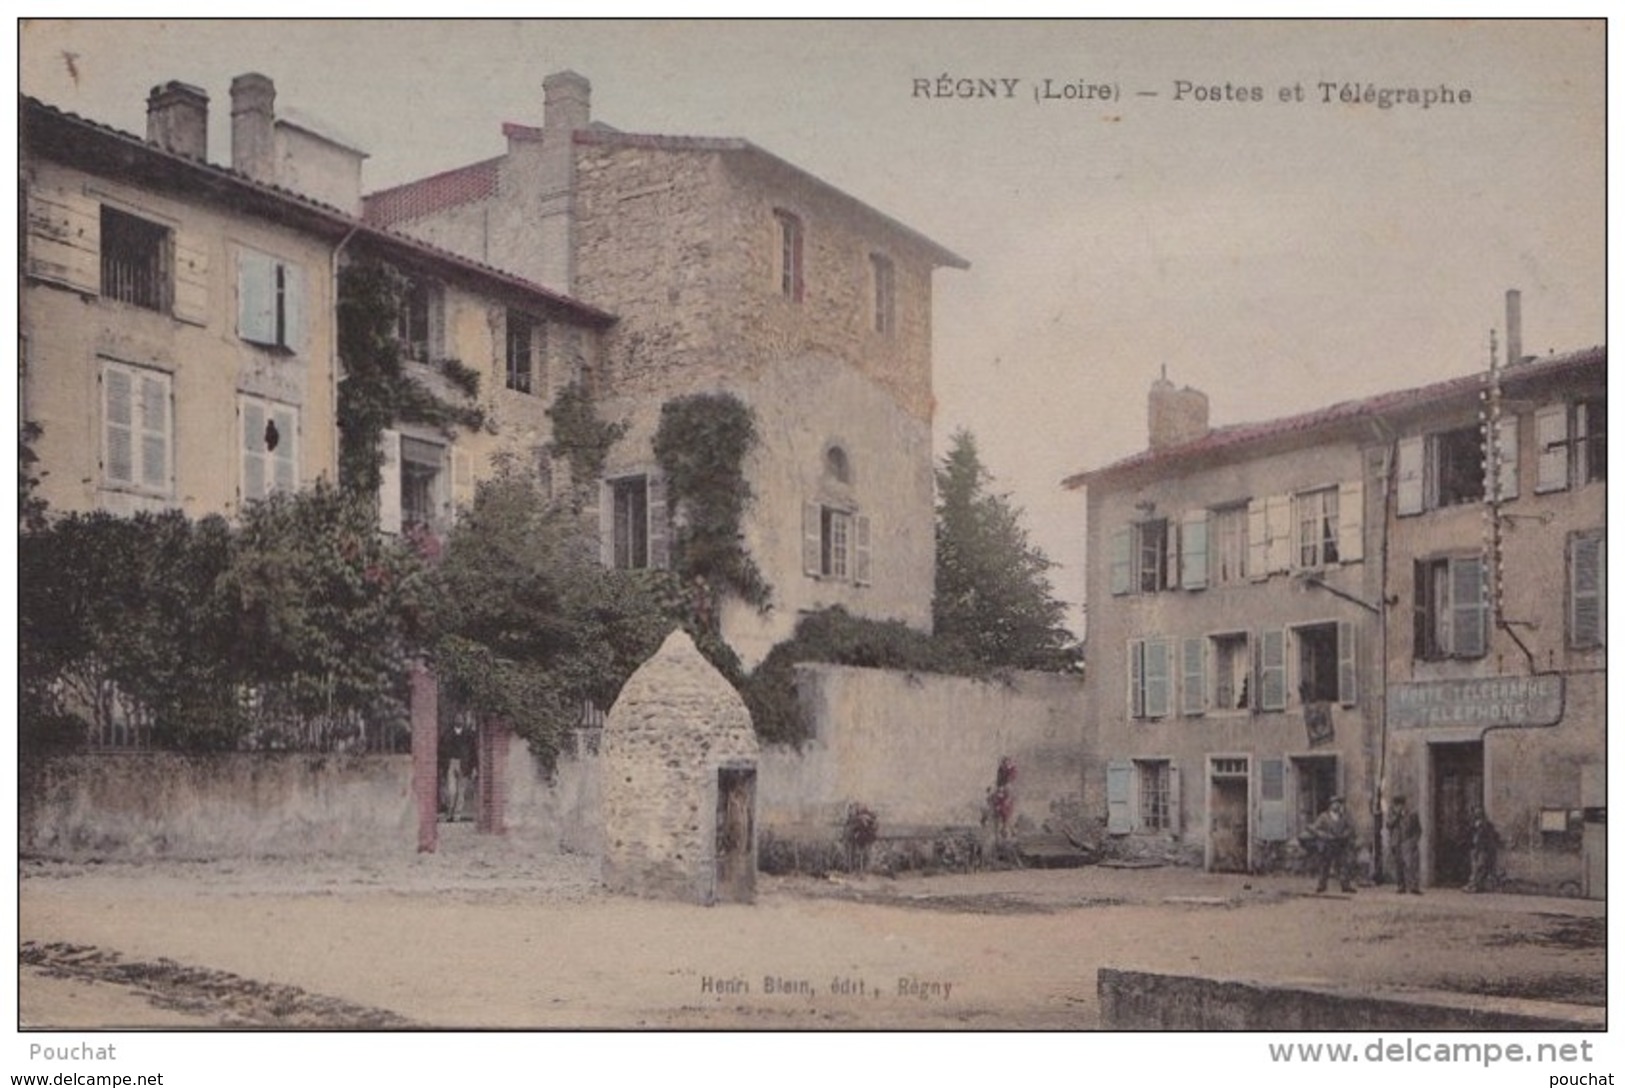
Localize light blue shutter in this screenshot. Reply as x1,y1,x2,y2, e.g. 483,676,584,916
1535,405,1569,493
1258,758,1288,842
1247,499,1268,581
1570,535,1603,648
282,262,306,351
139,375,167,491
1495,417,1519,501
1337,620,1357,706
1128,639,1144,719
1337,479,1363,563
1181,636,1206,716
1109,527,1132,595
1144,639,1170,719
1396,436,1424,515
1106,762,1132,834
104,367,134,485
1259,629,1287,711
242,399,267,501
1450,556,1487,658
1265,495,1292,573
238,250,276,344
272,405,298,492
803,501,822,576
378,430,402,534
1181,511,1209,589
854,514,872,586
647,476,670,571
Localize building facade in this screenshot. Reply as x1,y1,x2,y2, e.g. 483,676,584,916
1067,333,1605,897
22,78,611,535
364,72,967,665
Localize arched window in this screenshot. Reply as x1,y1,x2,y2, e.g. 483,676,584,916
825,445,851,485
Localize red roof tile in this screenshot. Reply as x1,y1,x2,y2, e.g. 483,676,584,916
363,157,501,228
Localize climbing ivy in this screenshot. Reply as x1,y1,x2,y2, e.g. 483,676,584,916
652,393,771,612
545,378,627,510
336,258,486,498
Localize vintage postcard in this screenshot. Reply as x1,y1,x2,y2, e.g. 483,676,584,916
13,16,1606,1080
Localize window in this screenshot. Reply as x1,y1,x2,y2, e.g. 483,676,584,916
1296,487,1340,568
102,361,170,495
1109,519,1170,595
1568,532,1605,649
1128,637,1172,719
775,210,804,302
803,502,871,584
505,311,541,394
1137,761,1171,831
870,253,895,334
1211,632,1250,711
1107,760,1179,834
1415,556,1487,660
101,206,169,312
825,445,852,485
1399,420,1520,513
238,250,305,351
240,396,298,502
398,279,442,361
1536,399,1606,493
606,475,668,571
1296,623,1341,704
400,436,446,531
1212,504,1248,585
1431,427,1484,507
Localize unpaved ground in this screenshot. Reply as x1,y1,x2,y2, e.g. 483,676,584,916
18,827,1606,1029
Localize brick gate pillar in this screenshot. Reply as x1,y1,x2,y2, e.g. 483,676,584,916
410,660,439,853
476,717,511,835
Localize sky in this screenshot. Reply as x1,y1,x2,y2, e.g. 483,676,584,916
17,19,1607,640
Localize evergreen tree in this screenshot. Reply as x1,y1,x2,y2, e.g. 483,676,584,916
934,429,1080,672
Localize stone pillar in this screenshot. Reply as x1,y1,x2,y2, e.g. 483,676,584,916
410,661,439,853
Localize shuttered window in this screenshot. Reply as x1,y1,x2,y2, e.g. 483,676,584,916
240,396,299,503
1415,555,1488,660
238,249,305,351
1569,532,1606,649
102,361,170,496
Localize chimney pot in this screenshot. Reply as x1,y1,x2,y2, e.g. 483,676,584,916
146,81,209,160
230,72,277,183
1148,374,1211,450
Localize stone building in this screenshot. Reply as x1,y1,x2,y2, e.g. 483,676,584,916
21,78,611,533
1065,310,1606,897
1066,378,1382,874
364,71,968,665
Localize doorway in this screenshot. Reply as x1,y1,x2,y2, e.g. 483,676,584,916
1209,757,1250,872
715,766,757,903
1430,741,1483,886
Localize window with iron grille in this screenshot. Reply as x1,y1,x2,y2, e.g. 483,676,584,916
100,206,169,312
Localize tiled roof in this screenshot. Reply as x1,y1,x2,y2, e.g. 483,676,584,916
363,157,501,228
1062,345,1606,490
22,95,612,326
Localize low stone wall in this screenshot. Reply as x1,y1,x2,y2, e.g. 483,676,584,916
760,664,1087,838
20,752,415,859
1098,968,1605,1031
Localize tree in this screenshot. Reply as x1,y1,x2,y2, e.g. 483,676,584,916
428,460,683,768
933,429,1080,672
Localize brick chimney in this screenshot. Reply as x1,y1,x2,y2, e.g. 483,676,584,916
146,81,208,160
1148,373,1210,450
230,72,277,184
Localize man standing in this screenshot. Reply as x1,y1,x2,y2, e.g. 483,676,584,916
1386,795,1423,894
1464,810,1501,892
1311,795,1357,894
